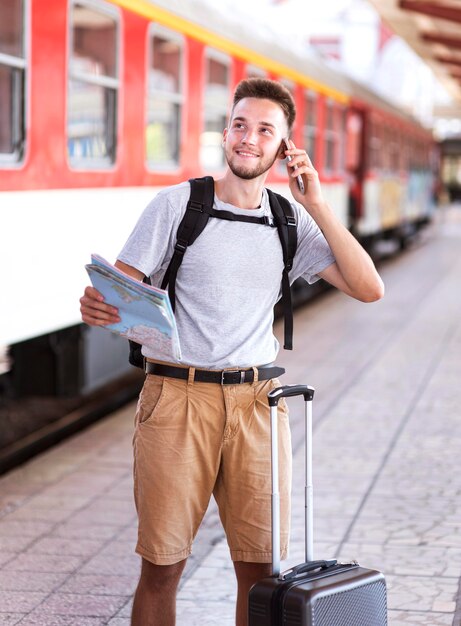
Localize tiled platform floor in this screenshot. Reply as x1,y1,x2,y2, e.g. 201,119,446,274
1,205,461,625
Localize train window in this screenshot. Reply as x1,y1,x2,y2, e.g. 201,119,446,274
383,127,391,171
345,112,363,171
200,49,230,170
368,119,382,171
0,0,26,163
389,130,400,172
146,26,184,169
246,65,266,78
67,1,119,167
418,141,425,169
303,91,317,166
407,138,414,170
324,100,337,174
400,135,408,172
339,107,347,173
384,126,397,172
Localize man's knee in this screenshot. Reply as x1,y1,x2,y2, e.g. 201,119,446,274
138,557,187,592
234,561,272,587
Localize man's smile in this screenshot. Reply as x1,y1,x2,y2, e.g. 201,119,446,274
235,149,260,158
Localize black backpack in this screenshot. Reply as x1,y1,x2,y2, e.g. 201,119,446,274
129,176,298,368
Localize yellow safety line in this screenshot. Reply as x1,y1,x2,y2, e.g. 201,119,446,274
110,0,349,103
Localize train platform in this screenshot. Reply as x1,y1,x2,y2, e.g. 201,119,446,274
1,205,461,626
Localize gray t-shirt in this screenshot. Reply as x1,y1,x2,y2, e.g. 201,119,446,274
118,181,335,368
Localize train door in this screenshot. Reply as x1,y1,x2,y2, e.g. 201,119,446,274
345,107,366,227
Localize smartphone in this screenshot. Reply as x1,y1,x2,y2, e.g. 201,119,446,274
283,138,305,194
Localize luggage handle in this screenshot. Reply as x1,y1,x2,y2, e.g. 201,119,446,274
268,384,314,405
278,558,337,581
268,384,315,577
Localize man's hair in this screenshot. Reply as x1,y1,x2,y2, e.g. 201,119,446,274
231,78,296,132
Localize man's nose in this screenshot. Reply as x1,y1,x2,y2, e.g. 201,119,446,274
242,129,257,144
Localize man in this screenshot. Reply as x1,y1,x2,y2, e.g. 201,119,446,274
80,78,384,626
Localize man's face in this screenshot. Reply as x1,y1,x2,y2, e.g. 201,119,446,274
222,97,288,181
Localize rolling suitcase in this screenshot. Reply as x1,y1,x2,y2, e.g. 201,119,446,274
248,384,388,626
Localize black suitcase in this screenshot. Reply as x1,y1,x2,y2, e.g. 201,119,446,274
248,384,388,626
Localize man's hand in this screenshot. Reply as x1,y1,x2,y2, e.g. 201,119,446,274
80,286,121,326
80,261,143,326
284,139,324,208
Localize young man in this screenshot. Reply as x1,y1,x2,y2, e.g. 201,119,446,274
80,78,384,626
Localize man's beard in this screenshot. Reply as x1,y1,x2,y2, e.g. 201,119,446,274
226,151,278,180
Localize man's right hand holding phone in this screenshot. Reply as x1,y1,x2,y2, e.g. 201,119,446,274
283,138,325,209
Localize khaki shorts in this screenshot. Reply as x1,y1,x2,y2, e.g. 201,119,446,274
132,365,292,566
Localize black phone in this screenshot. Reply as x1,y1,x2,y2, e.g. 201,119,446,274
283,138,305,194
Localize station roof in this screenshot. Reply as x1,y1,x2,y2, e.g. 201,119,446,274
367,0,461,117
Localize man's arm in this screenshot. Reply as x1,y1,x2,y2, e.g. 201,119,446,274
284,141,384,302
80,261,144,326
309,202,384,302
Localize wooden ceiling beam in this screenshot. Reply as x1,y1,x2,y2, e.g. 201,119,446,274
400,1,461,24
434,54,461,68
421,32,461,49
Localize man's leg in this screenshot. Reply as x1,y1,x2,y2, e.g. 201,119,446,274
131,557,187,626
132,374,225,624
233,561,272,626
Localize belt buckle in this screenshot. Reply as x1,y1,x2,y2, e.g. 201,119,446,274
221,369,245,385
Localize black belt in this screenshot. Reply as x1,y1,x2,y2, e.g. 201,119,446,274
145,362,285,385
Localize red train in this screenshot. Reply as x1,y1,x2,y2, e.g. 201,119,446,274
0,0,436,397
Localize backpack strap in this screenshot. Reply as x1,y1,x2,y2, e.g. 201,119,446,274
161,176,215,311
201,206,276,226
266,189,298,350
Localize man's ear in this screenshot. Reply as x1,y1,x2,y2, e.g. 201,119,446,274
277,139,287,160
222,128,228,146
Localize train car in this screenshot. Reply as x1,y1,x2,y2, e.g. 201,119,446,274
0,0,436,407
347,83,436,246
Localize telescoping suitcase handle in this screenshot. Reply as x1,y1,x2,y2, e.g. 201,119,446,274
268,384,318,578
268,384,314,406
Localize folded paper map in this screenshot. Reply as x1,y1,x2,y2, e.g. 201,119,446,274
85,254,181,361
